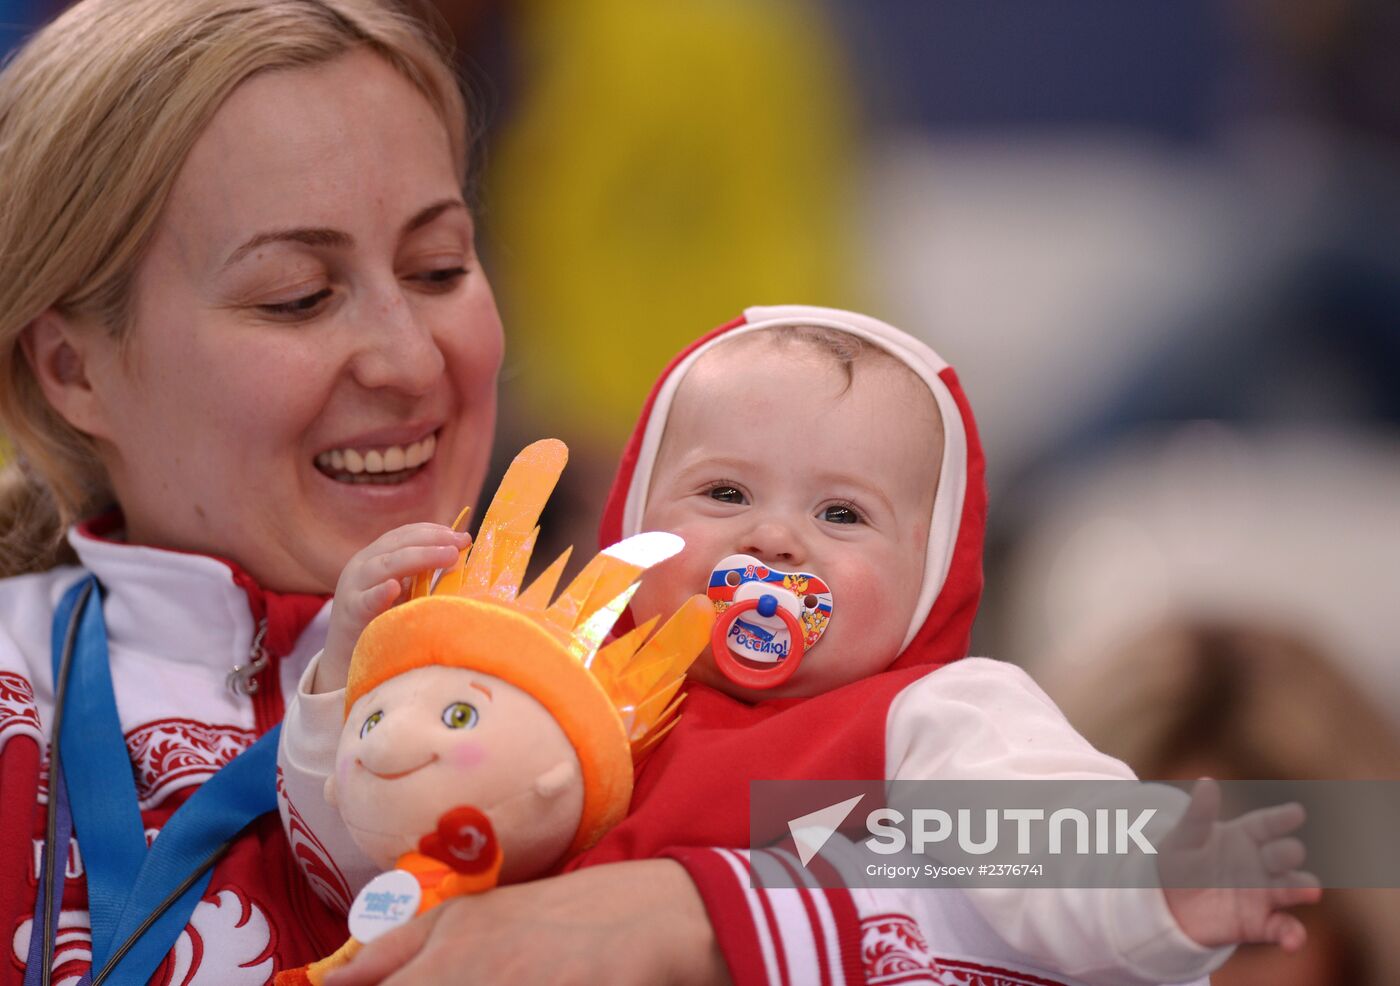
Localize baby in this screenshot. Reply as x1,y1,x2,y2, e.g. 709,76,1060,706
280,305,1317,986
581,304,1318,984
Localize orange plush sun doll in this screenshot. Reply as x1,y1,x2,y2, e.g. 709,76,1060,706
277,440,712,986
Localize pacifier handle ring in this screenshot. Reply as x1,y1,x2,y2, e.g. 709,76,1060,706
711,597,806,690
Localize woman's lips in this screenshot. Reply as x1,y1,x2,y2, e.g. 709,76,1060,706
314,432,437,482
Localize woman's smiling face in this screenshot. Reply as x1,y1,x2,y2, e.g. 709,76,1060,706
81,49,502,590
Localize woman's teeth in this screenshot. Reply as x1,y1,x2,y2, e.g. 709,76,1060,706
316,434,436,483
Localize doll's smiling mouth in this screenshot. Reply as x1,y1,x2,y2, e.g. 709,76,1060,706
357,753,439,780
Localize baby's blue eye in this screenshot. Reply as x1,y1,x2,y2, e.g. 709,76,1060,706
360,710,383,739
708,486,745,504
442,701,479,730
822,504,860,525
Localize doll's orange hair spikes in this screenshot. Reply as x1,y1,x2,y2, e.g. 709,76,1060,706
345,439,712,855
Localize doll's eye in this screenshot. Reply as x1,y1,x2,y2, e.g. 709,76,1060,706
360,710,383,739
442,701,479,730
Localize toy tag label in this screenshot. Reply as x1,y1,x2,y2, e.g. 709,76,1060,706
348,869,422,942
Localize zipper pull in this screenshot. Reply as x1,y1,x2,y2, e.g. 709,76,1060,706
227,618,269,696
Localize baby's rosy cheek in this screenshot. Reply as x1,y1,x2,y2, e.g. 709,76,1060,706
448,740,486,769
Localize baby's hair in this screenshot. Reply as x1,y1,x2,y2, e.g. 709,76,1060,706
714,324,908,395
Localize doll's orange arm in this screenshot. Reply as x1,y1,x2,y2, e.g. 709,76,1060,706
395,850,502,909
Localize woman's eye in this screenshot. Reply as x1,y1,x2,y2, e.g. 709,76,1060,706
821,503,861,525
359,710,383,739
258,287,332,319
410,266,468,291
441,701,479,730
707,486,746,504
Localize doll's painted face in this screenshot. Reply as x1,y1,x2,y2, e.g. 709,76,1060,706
329,665,584,881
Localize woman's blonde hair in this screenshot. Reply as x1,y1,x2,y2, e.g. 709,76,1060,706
0,0,469,575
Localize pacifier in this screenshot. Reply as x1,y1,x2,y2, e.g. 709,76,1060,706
706,554,834,689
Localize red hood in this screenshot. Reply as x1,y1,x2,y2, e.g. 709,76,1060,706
598,304,987,673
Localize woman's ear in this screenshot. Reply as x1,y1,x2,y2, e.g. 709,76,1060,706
20,309,110,438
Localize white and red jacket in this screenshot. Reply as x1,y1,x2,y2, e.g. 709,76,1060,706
0,518,346,985
278,306,1228,985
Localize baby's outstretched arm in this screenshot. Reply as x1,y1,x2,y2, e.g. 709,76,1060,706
1162,778,1322,952
313,523,471,693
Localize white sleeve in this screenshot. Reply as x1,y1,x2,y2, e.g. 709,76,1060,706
849,881,1215,986
276,651,378,911
883,658,1230,984
885,658,1139,782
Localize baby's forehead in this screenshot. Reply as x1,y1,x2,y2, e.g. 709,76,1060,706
661,328,944,485
678,329,941,425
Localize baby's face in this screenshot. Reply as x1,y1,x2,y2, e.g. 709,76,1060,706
631,339,942,701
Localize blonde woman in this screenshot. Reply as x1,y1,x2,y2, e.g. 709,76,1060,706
0,2,722,983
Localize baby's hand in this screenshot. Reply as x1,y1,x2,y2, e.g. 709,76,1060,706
313,523,472,693
1161,778,1322,953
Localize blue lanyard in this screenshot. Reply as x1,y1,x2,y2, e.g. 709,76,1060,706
27,575,282,986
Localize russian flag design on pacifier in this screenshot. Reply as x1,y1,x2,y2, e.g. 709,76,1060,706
706,553,834,689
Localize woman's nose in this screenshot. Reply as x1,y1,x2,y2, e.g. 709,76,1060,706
348,285,445,395
741,518,807,568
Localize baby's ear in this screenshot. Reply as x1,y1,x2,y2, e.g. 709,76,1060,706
324,772,338,808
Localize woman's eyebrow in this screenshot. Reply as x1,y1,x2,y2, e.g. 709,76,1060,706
403,198,467,236
220,200,467,268
223,226,351,267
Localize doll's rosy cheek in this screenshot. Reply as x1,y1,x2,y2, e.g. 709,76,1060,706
335,754,355,791
448,740,486,769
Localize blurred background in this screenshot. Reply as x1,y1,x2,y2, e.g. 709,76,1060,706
6,1,1398,979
